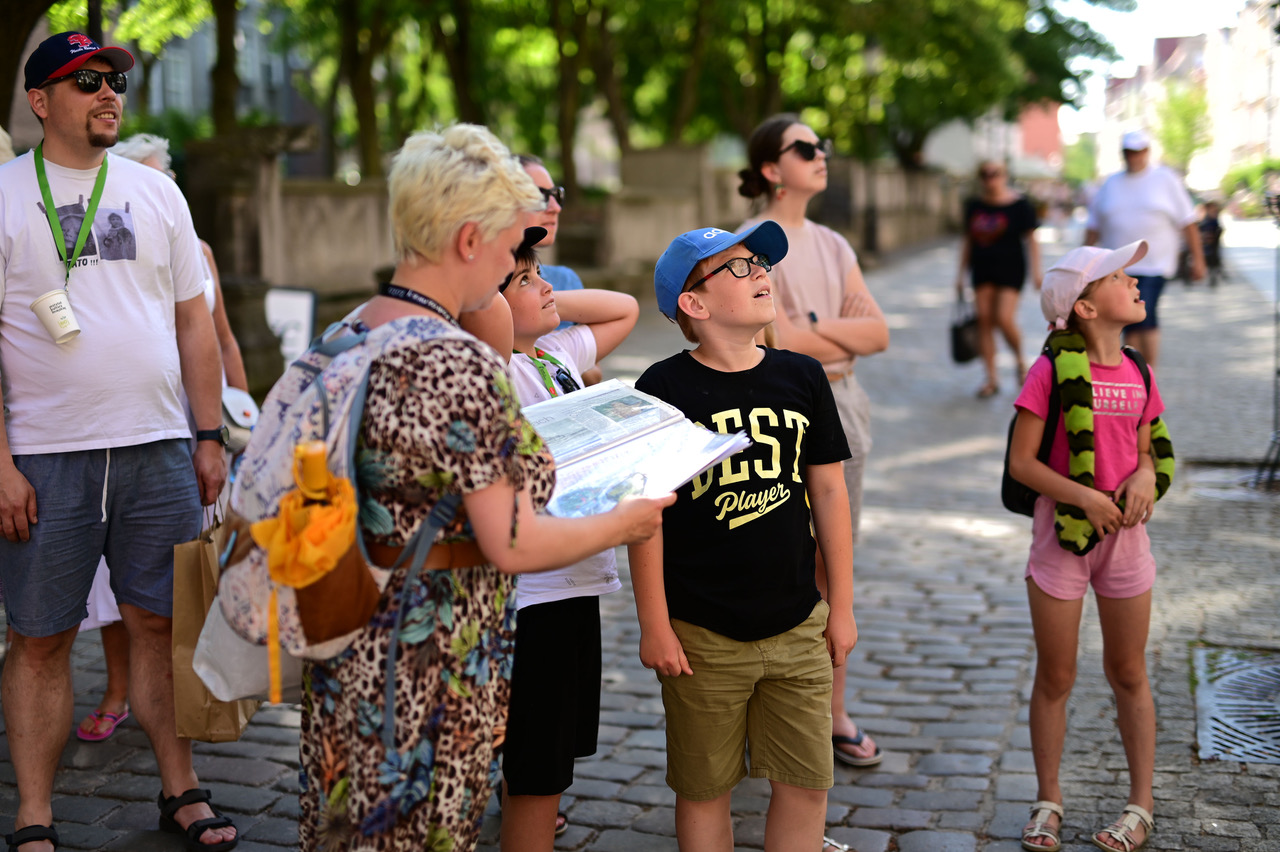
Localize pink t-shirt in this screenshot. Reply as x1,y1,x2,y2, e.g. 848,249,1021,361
1014,354,1164,491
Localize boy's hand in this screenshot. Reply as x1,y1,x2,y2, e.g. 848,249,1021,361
612,493,677,544
1114,467,1156,527
640,624,693,677
1081,489,1124,537
825,609,858,667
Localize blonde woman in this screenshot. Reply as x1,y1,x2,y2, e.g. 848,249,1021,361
295,125,671,852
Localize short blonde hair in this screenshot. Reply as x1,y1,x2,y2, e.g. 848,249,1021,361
114,133,171,169
389,124,542,264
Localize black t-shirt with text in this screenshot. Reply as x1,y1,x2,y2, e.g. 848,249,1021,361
635,347,851,642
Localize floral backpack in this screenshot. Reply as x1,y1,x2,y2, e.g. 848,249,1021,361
218,312,471,664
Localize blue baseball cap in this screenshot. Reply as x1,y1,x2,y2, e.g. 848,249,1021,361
654,221,788,320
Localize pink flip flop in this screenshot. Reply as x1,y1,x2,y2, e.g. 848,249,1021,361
77,709,129,742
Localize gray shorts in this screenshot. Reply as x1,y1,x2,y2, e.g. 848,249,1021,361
0,440,200,637
829,373,872,543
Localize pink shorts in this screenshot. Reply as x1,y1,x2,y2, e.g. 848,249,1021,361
1026,496,1156,600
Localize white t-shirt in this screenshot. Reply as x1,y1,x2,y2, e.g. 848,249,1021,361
1086,165,1197,278
508,324,621,609
0,151,205,454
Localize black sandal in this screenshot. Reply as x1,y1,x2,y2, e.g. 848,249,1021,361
157,788,239,852
4,825,58,850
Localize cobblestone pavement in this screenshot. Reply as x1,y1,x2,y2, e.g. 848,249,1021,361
2,230,1277,851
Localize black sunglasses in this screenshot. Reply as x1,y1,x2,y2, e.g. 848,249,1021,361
551,364,581,395
43,68,128,95
539,185,565,205
778,138,832,161
689,254,772,289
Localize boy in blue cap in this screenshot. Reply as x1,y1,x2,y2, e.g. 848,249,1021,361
630,223,857,851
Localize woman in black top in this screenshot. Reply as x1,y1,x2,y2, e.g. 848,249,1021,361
955,161,1042,397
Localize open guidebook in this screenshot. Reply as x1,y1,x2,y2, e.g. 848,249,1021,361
522,379,752,518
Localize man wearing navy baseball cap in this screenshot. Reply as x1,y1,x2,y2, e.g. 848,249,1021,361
0,32,236,852
630,220,858,850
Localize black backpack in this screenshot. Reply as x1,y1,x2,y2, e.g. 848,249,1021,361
1001,345,1151,516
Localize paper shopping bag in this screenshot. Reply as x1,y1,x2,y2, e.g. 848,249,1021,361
172,521,260,742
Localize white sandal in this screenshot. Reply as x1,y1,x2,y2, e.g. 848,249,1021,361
822,838,852,852
1021,800,1064,852
1092,804,1154,852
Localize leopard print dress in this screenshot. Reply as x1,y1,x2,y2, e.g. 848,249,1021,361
297,336,554,852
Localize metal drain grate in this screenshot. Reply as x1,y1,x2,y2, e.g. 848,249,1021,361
1193,647,1280,764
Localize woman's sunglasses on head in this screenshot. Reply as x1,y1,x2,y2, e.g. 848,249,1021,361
42,69,128,95
779,138,833,161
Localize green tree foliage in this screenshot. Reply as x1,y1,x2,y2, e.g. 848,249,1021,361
1061,132,1097,187
1156,79,1211,174
47,0,212,121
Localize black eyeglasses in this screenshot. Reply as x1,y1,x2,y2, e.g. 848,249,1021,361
979,169,1004,180
778,138,832,161
690,254,772,289
42,68,128,95
538,185,565,205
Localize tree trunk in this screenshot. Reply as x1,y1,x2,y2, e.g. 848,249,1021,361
129,47,158,121
592,2,630,154
321,57,343,178
87,0,104,44
342,0,385,179
552,0,589,195
0,0,59,125
670,0,710,141
431,0,484,125
210,0,240,135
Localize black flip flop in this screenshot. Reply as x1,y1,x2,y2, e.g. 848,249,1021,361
157,788,238,852
832,730,883,767
4,825,58,850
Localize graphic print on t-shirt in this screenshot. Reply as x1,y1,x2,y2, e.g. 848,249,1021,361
50,199,98,260
96,206,137,261
688,406,808,530
970,210,1009,247
1094,379,1144,416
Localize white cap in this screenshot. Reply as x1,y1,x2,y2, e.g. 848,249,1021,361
1041,241,1148,329
1121,130,1151,151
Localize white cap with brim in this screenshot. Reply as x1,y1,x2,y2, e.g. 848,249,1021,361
1040,240,1148,329
1121,130,1151,151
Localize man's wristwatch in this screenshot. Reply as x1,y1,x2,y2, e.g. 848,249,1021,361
196,425,230,448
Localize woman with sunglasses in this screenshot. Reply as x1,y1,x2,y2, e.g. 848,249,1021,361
955,160,1042,398
739,114,889,780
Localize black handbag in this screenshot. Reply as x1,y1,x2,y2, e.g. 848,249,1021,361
950,293,979,364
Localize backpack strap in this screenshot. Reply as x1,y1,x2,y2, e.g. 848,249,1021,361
380,493,461,751
1121,345,1175,501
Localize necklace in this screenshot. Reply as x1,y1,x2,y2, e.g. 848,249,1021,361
377,282,460,328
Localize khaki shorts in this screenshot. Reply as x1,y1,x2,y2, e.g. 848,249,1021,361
658,601,834,800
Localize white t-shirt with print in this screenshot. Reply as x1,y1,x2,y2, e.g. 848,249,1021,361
1086,165,1197,278
508,324,621,609
0,151,206,454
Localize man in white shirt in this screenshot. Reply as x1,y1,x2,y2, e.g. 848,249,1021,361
1085,129,1205,367
0,32,235,852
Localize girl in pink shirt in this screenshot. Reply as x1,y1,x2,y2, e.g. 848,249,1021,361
1008,241,1162,852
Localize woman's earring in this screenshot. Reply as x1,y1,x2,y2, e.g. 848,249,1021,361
774,183,786,199
467,254,474,260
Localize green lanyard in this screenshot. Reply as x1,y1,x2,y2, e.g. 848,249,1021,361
514,348,580,397
35,142,109,287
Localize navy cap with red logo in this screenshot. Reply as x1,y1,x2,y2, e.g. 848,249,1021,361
24,32,134,91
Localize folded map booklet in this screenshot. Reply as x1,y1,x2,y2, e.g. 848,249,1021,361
522,379,752,517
